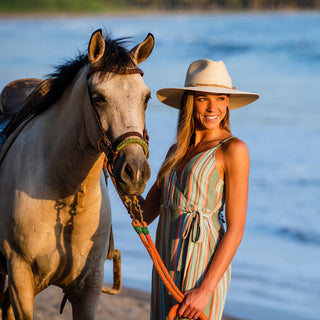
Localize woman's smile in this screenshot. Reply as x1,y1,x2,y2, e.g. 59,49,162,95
204,114,219,121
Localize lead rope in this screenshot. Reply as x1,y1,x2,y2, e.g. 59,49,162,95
109,173,208,320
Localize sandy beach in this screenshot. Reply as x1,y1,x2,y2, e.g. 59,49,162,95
32,285,240,320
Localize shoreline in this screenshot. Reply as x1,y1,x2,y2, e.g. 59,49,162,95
0,8,318,19
33,285,241,320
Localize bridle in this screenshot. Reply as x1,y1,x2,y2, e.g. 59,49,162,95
87,66,149,174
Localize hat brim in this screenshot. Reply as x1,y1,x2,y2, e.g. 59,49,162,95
157,86,260,110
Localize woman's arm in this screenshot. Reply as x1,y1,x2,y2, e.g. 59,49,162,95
177,139,250,319
140,144,177,224
141,182,162,224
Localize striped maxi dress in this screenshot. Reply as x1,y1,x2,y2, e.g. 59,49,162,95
150,137,233,320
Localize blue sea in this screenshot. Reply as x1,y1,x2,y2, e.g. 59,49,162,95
0,11,319,320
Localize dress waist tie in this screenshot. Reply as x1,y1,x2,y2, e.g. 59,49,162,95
182,210,206,244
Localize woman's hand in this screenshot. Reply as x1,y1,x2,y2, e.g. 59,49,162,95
177,287,211,319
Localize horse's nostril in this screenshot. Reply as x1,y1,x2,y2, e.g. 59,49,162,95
116,156,151,194
124,163,134,181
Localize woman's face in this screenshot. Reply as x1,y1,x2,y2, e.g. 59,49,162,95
193,92,229,131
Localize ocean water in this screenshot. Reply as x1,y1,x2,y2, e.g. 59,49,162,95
0,11,319,320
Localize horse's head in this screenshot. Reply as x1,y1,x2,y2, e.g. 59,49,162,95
86,29,154,195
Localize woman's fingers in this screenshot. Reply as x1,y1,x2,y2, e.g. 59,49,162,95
178,302,201,319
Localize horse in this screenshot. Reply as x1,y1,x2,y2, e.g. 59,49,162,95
0,29,154,319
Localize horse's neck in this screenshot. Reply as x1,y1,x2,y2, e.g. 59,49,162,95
37,68,103,195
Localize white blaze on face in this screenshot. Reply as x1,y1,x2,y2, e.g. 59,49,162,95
136,169,141,181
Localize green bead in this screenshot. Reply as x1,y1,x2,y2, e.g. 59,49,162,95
134,226,142,234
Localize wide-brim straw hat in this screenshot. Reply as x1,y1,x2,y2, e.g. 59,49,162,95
157,59,259,110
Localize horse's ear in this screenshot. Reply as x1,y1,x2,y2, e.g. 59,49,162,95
88,29,105,64
130,33,154,65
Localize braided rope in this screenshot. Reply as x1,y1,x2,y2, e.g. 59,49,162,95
115,137,149,158
120,197,208,320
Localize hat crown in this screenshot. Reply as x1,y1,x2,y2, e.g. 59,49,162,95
184,59,232,89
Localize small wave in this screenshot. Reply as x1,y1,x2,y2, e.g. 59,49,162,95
173,36,253,57
274,40,320,62
292,177,320,187
277,226,320,246
257,224,320,247
207,41,251,55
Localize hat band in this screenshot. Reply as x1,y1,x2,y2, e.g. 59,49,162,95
188,83,232,89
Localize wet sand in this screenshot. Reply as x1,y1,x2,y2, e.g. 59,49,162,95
33,285,241,320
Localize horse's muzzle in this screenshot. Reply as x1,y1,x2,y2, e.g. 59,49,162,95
113,146,150,195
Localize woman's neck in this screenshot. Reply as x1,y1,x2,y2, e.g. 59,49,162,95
193,128,231,148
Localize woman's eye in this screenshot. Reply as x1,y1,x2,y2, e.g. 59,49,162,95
197,97,207,102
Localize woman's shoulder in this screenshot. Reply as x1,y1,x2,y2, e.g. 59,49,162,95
218,136,250,168
221,136,248,151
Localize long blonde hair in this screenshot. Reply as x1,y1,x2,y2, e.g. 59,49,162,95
157,91,231,185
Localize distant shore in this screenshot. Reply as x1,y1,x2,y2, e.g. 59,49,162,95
33,285,241,320
0,8,318,19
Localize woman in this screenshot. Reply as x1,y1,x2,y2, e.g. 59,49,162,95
142,59,259,320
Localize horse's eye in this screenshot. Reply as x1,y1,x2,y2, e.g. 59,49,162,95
93,93,105,105
145,94,151,104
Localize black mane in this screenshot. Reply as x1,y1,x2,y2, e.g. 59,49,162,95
3,34,135,137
